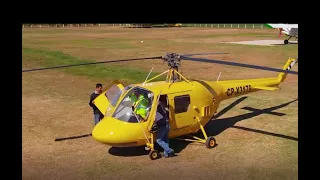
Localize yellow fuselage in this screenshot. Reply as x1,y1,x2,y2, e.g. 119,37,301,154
92,76,283,147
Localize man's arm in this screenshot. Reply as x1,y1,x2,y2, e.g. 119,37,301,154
155,111,163,122
89,93,95,107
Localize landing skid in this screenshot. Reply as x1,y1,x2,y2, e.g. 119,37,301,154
145,133,161,160
145,117,217,160
284,36,294,44
174,117,217,149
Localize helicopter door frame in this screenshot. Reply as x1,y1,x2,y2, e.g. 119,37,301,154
93,80,124,115
159,95,169,110
158,94,169,122
167,92,195,132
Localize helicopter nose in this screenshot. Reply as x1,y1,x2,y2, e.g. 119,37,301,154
91,117,145,146
92,118,119,144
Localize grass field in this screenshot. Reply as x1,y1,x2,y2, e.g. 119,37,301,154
22,27,298,180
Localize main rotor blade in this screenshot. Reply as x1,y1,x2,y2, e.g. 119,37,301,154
22,56,162,72
181,56,298,75
181,52,230,57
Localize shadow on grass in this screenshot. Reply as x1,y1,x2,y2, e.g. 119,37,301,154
108,97,298,157
108,146,149,156
54,133,91,141
204,98,298,138
271,41,298,45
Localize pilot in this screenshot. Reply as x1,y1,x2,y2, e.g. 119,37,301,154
154,100,174,158
129,90,149,121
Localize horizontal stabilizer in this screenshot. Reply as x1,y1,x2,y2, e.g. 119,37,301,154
254,86,280,91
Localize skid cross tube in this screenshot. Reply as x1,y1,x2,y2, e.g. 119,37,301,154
174,117,209,144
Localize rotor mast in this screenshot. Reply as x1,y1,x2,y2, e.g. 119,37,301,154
161,53,184,83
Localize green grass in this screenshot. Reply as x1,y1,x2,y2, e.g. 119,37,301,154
68,39,139,49
22,47,166,84
22,36,140,48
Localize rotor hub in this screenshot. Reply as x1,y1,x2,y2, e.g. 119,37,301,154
161,53,181,69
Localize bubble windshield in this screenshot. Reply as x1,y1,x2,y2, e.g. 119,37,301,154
112,87,154,123
105,85,133,116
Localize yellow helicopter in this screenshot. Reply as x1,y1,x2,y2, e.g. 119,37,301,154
22,52,298,160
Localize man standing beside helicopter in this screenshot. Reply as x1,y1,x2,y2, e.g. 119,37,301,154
89,83,104,125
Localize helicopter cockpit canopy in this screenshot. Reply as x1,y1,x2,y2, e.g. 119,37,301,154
111,86,154,123
103,85,133,117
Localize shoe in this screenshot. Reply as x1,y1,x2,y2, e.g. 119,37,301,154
163,152,169,158
168,149,174,157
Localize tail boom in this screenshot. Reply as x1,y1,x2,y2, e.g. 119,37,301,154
210,57,298,100
278,57,298,82
216,77,281,100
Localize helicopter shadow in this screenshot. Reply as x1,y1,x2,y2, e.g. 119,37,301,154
172,97,298,153
108,97,298,157
168,96,251,153
108,96,249,157
204,98,298,139
108,146,150,156
169,97,298,153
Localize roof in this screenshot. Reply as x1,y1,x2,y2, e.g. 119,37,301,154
132,80,193,95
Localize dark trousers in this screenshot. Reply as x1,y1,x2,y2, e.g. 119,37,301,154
94,113,104,125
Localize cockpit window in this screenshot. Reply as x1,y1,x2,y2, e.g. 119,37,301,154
112,87,154,123
105,85,133,116
108,85,133,107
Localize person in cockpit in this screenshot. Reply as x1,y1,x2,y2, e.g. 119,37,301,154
129,90,149,121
